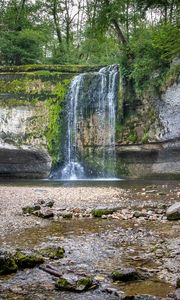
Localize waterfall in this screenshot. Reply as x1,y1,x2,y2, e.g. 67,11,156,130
61,75,85,180
54,65,119,180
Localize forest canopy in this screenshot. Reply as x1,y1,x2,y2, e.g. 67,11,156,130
0,0,179,93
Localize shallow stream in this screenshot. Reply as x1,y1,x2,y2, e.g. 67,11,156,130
0,179,179,300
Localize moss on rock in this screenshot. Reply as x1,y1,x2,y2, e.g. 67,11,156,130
0,252,18,275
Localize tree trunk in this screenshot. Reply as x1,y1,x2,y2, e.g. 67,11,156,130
52,0,63,46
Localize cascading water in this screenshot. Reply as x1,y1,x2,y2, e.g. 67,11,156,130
53,64,119,180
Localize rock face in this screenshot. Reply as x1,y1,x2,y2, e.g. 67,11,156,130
116,140,180,178
116,74,180,179
0,65,100,178
166,202,180,220
0,146,51,178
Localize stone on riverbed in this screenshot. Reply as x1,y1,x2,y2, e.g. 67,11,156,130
112,267,142,282
37,208,54,218
92,207,117,218
55,274,97,292
166,202,180,220
0,250,44,275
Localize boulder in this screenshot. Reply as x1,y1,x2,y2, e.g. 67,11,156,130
14,251,44,269
166,202,180,220
112,268,141,282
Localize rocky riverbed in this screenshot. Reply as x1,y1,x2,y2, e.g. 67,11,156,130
0,181,179,300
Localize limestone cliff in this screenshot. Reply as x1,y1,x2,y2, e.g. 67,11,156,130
0,65,101,178
116,72,180,178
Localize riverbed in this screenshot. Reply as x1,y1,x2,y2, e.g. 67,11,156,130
0,180,179,299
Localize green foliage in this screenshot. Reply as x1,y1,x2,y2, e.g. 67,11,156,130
0,29,47,65
141,132,149,144
129,23,179,95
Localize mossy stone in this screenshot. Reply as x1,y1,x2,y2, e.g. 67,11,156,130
112,268,140,282
55,277,72,290
76,277,93,291
0,253,18,275
14,251,44,269
92,208,116,218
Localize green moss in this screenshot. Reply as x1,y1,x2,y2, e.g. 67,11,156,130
0,79,54,94
0,64,102,73
92,208,116,218
0,98,38,108
14,251,44,269
45,79,71,165
77,277,93,291
39,247,65,259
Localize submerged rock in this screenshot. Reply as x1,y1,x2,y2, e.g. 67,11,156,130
112,268,141,282
166,202,180,220
55,275,96,292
